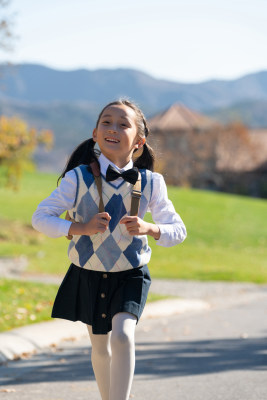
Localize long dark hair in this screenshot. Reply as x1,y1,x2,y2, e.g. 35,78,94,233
57,99,155,185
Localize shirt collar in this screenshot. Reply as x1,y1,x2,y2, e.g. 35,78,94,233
98,153,133,177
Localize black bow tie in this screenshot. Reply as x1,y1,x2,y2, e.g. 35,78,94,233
106,164,139,185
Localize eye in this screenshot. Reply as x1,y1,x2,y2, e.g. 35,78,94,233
102,120,110,124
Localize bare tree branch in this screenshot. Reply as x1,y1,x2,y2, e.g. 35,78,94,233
0,0,16,52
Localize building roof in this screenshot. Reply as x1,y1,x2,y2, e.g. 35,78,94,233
148,103,218,131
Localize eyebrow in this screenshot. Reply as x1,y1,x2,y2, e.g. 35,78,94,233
101,114,130,121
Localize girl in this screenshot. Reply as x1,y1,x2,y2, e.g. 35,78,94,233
32,99,187,400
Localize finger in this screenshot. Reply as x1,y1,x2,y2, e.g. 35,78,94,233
97,228,106,234
99,212,111,221
98,216,110,224
97,223,109,231
99,219,109,227
124,222,138,231
128,227,139,233
127,230,138,236
95,216,109,227
124,222,137,229
120,216,137,224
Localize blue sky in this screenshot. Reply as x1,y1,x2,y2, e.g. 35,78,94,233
2,0,267,83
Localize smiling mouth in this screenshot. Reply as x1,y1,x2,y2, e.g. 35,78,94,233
105,137,120,143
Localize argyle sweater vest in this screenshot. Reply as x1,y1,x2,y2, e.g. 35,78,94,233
67,165,153,272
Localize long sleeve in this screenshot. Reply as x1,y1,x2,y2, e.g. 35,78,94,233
148,173,187,247
32,170,77,238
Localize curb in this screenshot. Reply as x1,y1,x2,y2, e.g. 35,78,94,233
0,298,210,364
142,298,210,318
0,319,87,364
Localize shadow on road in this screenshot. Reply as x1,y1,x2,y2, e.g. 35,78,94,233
135,337,267,379
1,337,267,386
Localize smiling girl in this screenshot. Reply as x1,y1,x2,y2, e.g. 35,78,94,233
32,99,187,400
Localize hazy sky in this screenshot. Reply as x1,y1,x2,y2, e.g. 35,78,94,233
2,0,267,83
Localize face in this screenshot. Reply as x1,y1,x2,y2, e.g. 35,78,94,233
93,104,145,168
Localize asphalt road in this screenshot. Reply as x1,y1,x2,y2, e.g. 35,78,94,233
1,288,267,400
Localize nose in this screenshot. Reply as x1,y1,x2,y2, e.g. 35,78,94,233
107,127,117,133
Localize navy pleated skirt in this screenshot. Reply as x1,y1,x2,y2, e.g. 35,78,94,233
51,263,151,334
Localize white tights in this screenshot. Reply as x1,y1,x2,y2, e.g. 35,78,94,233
87,312,137,400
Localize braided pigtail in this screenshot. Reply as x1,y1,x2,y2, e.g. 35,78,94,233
134,118,155,171
134,142,155,171
57,138,98,185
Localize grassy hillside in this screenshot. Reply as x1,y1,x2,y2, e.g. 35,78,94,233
0,169,266,283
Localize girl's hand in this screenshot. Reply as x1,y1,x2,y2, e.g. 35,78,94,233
83,212,111,235
68,212,111,236
120,216,161,240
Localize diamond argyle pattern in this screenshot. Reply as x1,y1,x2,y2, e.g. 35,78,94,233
105,194,127,232
95,234,122,271
68,165,153,272
77,191,99,223
75,235,94,267
79,165,95,190
123,236,144,268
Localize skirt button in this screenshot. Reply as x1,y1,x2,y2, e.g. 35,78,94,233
101,293,106,299
102,313,107,318
103,273,108,279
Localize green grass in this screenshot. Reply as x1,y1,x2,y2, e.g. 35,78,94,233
146,186,267,282
0,278,58,332
0,169,267,283
1,168,265,332
0,169,70,275
0,278,168,332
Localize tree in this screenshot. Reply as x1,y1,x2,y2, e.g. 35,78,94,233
0,116,53,189
0,0,15,52
151,127,219,187
216,122,256,172
0,2,53,189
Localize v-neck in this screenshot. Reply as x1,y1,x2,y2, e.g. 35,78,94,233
101,173,129,190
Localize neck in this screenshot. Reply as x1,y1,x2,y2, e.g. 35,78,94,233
101,151,132,169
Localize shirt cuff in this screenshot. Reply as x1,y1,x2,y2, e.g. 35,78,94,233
155,223,187,247
154,224,171,247
60,219,73,237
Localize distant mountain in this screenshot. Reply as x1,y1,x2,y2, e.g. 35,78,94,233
1,63,267,112
0,98,98,143
206,100,267,128
1,63,267,171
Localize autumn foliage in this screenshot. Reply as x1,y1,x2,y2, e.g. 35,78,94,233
0,115,53,189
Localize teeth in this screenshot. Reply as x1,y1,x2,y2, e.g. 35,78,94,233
106,138,119,143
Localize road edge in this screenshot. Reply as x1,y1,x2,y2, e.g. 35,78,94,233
0,298,210,364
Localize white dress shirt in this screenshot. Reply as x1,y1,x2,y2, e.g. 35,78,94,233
32,153,187,247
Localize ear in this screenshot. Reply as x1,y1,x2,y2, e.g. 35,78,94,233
134,137,146,149
92,128,97,142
